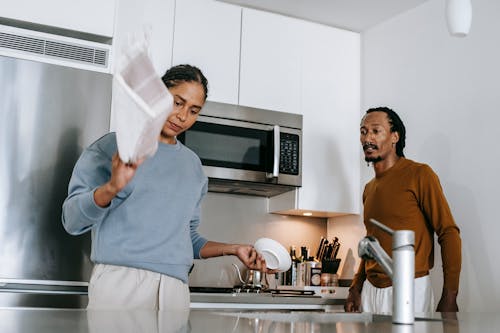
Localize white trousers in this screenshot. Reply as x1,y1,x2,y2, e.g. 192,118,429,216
87,264,190,310
361,275,434,314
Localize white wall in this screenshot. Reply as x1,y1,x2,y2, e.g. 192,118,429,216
327,215,365,280
189,192,327,287
362,0,500,311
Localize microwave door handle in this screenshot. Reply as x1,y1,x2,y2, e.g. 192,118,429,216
272,125,280,178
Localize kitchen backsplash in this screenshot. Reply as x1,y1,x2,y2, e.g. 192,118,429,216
327,214,365,282
189,192,365,287
189,192,327,287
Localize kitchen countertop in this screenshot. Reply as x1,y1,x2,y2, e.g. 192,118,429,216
0,307,496,333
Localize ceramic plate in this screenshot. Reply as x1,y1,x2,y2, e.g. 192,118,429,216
254,238,291,272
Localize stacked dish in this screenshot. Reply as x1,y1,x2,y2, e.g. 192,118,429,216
254,238,291,272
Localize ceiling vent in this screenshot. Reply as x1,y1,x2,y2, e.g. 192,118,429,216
0,24,112,73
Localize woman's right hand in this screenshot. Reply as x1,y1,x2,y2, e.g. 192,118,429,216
108,154,144,193
232,245,278,274
94,154,144,207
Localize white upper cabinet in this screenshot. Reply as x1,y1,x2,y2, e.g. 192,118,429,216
260,13,361,216
110,3,361,215
239,9,304,114
298,22,361,216
112,0,175,76
172,0,241,104
110,0,175,131
0,0,116,37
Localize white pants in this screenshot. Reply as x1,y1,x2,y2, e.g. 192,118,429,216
361,275,434,314
87,264,190,310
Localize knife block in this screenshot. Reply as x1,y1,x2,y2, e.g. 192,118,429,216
321,258,341,274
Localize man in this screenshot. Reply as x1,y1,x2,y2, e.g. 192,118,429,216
345,107,461,313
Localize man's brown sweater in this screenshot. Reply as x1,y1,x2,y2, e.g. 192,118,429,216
351,158,461,293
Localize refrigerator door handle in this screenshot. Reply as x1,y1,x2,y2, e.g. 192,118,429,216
0,279,88,295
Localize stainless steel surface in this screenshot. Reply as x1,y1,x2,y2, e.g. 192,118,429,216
0,279,88,307
3,307,487,333
370,218,395,235
190,292,343,310
207,178,298,197
195,123,302,186
0,279,88,287
189,285,349,310
197,113,275,130
270,125,280,178
232,264,266,289
358,237,393,277
202,101,302,129
0,279,88,295
218,310,373,323
393,241,415,325
203,163,301,185
185,101,302,197
358,220,416,324
0,54,111,307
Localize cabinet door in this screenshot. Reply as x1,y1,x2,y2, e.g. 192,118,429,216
298,22,361,214
268,19,361,215
110,0,175,132
172,0,241,104
112,0,175,76
1,0,116,37
239,9,304,114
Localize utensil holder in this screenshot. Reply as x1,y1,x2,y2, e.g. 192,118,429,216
321,258,341,274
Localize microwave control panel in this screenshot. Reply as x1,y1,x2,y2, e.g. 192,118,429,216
279,133,300,175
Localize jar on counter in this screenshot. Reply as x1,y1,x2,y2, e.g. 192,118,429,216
320,272,339,287
306,261,322,286
296,262,307,287
320,258,341,287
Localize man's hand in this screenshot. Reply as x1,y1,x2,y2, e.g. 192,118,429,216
436,288,459,312
344,288,362,312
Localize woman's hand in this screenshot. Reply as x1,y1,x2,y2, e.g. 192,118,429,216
234,244,258,268
108,154,144,193
94,153,144,207
199,242,278,274
234,245,278,274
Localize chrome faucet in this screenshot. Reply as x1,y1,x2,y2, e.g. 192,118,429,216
358,219,415,325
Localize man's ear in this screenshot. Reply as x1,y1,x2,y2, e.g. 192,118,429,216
392,131,400,145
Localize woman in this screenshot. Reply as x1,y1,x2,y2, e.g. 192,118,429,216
62,64,265,310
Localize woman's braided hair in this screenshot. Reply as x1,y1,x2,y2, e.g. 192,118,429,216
161,64,208,101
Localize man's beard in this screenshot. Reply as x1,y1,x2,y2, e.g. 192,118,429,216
365,155,382,163
363,143,382,164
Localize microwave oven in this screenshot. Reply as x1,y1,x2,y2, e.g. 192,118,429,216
178,101,302,197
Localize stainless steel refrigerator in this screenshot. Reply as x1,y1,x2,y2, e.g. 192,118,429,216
0,54,111,308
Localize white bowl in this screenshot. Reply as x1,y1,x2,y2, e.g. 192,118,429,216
254,238,291,272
